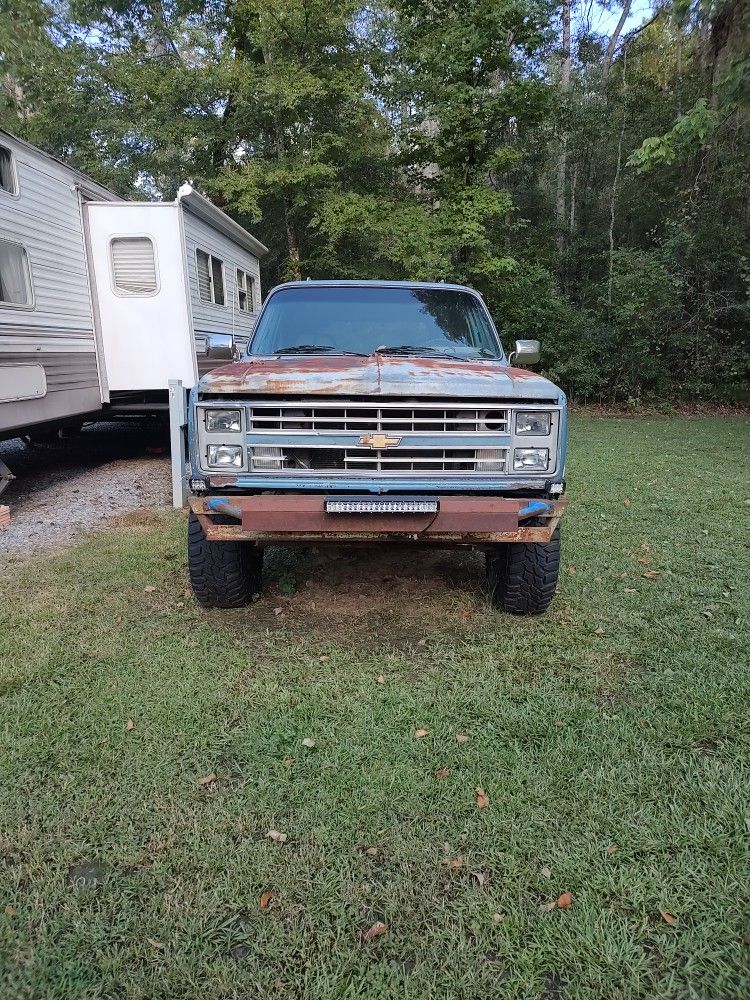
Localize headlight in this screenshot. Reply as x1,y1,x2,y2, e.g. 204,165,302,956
513,447,549,471
515,411,551,435
207,444,243,468
205,409,242,433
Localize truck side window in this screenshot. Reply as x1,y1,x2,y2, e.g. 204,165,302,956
0,238,33,305
0,146,17,195
197,249,225,306
110,236,158,295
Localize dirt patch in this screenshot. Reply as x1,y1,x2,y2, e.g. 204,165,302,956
246,544,488,650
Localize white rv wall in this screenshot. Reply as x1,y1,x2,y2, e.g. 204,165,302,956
0,133,114,434
85,203,197,391
181,209,261,374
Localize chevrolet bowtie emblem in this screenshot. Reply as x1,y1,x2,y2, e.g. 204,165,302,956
358,433,402,449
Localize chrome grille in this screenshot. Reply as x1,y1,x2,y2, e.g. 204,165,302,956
249,446,509,475
248,401,509,433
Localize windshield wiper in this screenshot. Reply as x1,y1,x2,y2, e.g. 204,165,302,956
273,344,367,356
375,345,475,361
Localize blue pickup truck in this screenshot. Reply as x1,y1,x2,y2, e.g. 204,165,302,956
186,281,568,613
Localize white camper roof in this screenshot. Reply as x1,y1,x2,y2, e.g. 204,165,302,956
0,129,122,202
176,184,268,258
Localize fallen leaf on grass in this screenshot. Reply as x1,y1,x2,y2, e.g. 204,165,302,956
476,787,490,809
147,938,165,950
416,638,427,647
455,733,469,744
301,738,316,748
266,829,287,843
197,773,217,786
259,891,273,910
540,900,557,912
492,912,505,923
623,498,631,507
413,728,429,739
319,655,330,662
472,870,489,887
642,570,660,579
144,585,157,593
282,756,295,768
554,719,565,728
365,846,381,858
624,587,636,593
363,921,387,941
567,565,577,574
637,556,652,565
594,627,605,636
607,845,618,855
556,892,573,909
4,904,16,916
741,934,750,946
376,674,385,684
125,719,134,731
273,607,284,616
435,767,450,778
443,855,464,870
540,866,552,878
660,910,678,925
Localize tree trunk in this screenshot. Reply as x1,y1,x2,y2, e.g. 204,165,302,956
284,204,302,281
603,0,633,85
569,163,577,235
607,125,625,308
555,0,571,251
262,32,303,280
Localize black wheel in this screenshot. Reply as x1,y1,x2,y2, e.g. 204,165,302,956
188,511,263,609
485,526,561,615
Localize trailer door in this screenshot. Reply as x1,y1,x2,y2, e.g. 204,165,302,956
85,203,197,391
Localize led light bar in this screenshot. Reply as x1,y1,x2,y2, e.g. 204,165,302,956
325,497,439,515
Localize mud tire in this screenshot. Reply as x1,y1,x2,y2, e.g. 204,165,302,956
485,526,561,615
188,511,263,608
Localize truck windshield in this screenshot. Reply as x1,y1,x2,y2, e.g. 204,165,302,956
248,285,503,361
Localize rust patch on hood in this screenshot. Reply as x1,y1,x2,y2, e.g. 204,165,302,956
198,355,559,400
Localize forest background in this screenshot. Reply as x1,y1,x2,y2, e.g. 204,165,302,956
1,0,747,402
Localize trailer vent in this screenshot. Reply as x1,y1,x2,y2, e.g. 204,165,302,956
110,237,158,296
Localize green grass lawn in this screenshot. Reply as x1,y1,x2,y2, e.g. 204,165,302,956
1,415,748,999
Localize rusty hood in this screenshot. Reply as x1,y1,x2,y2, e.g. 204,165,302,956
198,355,561,401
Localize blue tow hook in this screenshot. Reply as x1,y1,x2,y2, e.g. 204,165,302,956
518,500,552,520
206,497,243,520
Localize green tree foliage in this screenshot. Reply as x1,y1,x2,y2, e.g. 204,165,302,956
0,0,747,400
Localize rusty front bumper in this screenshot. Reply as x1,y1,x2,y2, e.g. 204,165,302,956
189,495,567,545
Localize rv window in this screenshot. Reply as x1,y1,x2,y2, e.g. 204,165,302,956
0,146,17,195
236,269,256,312
0,239,32,306
110,237,158,295
197,249,225,306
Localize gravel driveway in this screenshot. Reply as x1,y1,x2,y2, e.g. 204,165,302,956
0,422,172,569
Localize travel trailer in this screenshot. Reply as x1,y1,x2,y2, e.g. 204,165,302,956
0,129,267,456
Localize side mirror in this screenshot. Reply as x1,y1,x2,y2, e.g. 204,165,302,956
511,339,541,366
205,333,236,361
